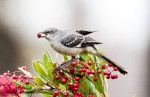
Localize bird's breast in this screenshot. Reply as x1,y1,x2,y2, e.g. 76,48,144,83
50,42,84,56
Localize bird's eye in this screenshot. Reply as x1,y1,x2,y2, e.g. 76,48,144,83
50,30,54,33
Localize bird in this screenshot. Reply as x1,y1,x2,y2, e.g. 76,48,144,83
37,27,127,75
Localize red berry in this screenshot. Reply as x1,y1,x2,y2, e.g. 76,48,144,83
37,33,41,38
108,63,113,67
73,83,79,88
23,75,28,79
21,66,27,70
20,88,24,93
93,77,98,81
59,72,64,76
79,68,83,73
4,73,9,77
82,68,86,72
1,80,7,86
84,65,89,69
106,75,110,79
72,62,77,66
68,86,73,90
114,67,118,71
97,70,102,74
0,86,5,93
61,78,67,83
88,95,94,97
25,80,29,85
54,91,59,95
87,61,92,65
91,70,95,74
81,95,85,97
87,70,92,75
102,65,106,69
73,95,78,97
64,76,69,80
114,75,118,78
12,74,19,79
75,77,80,81
20,85,24,89
10,85,17,92
69,68,74,73
76,91,82,96
64,92,69,96
73,87,78,91
111,74,118,79
104,71,111,75
55,75,60,80
53,94,56,97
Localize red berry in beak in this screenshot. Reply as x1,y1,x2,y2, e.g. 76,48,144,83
37,33,42,38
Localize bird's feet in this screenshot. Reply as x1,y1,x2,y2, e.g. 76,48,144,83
54,58,78,74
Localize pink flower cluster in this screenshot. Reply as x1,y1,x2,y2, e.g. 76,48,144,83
0,66,29,97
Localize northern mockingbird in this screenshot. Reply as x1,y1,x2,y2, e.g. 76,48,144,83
37,27,127,75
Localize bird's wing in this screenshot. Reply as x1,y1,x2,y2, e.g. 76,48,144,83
81,37,102,47
61,34,102,48
76,30,98,35
61,34,84,47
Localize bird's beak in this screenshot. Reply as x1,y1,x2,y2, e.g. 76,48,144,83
37,32,47,38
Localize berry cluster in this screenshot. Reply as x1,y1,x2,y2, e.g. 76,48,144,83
0,58,122,97
70,61,119,80
52,61,119,97
0,66,30,97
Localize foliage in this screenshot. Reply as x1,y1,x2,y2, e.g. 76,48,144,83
0,49,121,97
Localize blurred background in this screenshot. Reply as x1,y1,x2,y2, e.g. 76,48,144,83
0,0,149,97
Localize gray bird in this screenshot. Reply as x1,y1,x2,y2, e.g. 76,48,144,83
37,27,127,75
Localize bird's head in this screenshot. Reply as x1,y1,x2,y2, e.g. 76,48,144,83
37,27,59,41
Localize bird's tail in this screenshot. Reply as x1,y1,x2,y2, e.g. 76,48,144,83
93,47,127,75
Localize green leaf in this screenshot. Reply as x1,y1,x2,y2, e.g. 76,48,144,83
59,83,66,90
43,53,48,68
43,53,50,73
24,89,36,94
78,78,89,97
42,94,53,97
93,55,97,62
33,61,48,80
81,53,93,62
34,76,44,88
44,48,52,62
93,73,104,94
53,78,59,86
100,93,106,97
41,92,53,95
47,62,54,77
43,53,48,65
98,47,104,54
93,92,97,97
63,55,69,61
86,80,94,93
36,60,43,65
